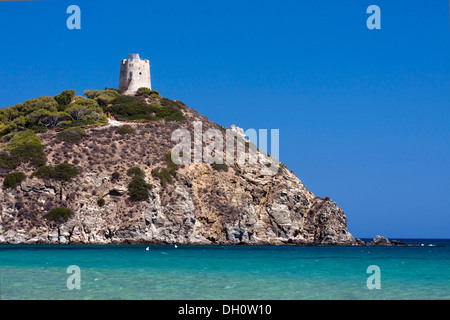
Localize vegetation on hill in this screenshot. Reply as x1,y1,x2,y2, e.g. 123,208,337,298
32,162,79,200
43,207,73,223
0,90,107,140
57,127,85,144
3,171,26,189
84,89,120,106
54,89,76,110
0,130,46,172
0,89,185,142
152,152,178,185
136,87,162,99
32,162,79,182
104,95,185,122
116,125,134,135
212,163,229,172
127,166,152,202
0,88,186,177
97,198,106,207
127,166,145,177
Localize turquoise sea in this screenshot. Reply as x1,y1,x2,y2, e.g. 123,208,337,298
0,239,449,300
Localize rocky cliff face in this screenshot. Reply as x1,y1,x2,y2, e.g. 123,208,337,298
0,99,355,245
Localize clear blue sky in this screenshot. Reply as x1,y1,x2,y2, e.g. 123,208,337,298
0,0,449,238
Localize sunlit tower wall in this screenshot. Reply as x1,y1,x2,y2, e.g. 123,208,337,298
118,54,151,93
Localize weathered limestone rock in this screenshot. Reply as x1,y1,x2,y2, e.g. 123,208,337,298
370,235,391,246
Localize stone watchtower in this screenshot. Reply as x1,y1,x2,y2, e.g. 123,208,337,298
118,54,151,93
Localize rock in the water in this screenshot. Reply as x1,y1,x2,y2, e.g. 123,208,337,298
390,239,407,246
370,235,391,246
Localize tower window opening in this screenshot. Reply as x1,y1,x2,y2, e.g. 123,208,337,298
129,72,133,79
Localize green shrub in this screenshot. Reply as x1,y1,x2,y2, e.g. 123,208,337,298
83,90,99,99
5,130,41,150
164,152,178,174
4,142,45,168
104,88,122,94
29,125,48,133
160,98,185,110
111,171,120,180
53,163,79,181
152,168,173,185
128,175,152,202
56,127,85,144
26,109,71,129
3,171,26,189
152,153,178,185
212,163,229,172
31,165,54,180
127,166,144,177
43,207,73,223
56,114,107,129
175,100,188,109
84,89,120,106
0,130,46,170
97,198,106,207
32,162,79,182
116,125,134,135
54,90,76,110
104,95,185,122
65,99,102,121
0,96,60,136
137,87,151,95
137,87,162,99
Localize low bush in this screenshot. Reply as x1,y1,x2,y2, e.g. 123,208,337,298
32,162,79,182
127,166,144,177
164,152,178,174
0,96,58,136
97,198,106,207
54,90,76,110
84,89,120,106
152,153,178,185
56,127,85,144
104,95,185,122
43,207,73,223
128,175,152,202
111,171,120,180
160,98,186,110
212,163,229,172
137,87,162,99
0,130,46,170
3,171,26,189
152,168,173,185
65,99,102,120
117,125,134,135
53,163,79,181
26,109,71,129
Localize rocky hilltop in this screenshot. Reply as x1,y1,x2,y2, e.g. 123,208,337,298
0,89,356,245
